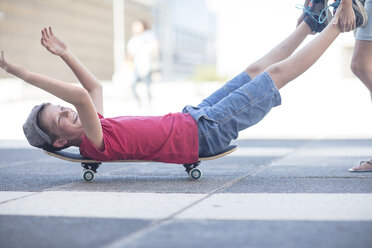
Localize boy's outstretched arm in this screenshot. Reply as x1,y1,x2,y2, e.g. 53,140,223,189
0,51,104,150
267,15,342,89
41,27,104,115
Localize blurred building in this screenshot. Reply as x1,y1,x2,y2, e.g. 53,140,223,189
0,0,114,81
154,0,217,80
0,0,216,81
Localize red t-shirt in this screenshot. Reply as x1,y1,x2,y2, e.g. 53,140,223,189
79,113,199,164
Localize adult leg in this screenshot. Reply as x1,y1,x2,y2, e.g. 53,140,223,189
145,73,152,103
197,22,311,108
131,72,141,107
351,41,372,92
349,0,372,171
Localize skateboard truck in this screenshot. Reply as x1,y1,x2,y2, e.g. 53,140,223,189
183,161,202,180
81,162,101,182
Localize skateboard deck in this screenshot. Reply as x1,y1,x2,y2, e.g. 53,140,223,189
43,145,237,182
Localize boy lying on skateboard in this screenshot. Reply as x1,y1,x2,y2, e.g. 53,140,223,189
0,1,366,166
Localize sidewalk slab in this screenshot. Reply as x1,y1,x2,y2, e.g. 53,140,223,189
119,220,372,248
0,215,150,248
176,193,372,221
220,177,372,193
0,191,205,219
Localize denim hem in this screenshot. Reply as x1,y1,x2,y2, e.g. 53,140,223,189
262,71,282,106
207,71,281,126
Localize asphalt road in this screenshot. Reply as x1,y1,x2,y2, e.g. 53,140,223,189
0,139,371,248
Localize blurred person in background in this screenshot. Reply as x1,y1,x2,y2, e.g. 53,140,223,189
127,20,159,107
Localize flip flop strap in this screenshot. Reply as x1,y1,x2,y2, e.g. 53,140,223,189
358,160,372,166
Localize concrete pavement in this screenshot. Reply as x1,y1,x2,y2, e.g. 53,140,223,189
0,138,371,248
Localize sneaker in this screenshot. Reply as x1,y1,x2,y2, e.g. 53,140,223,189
303,0,333,33
331,0,368,28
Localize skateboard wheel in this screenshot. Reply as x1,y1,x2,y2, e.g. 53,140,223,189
82,169,95,182
189,168,202,180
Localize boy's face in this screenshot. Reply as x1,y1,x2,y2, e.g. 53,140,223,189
42,104,83,142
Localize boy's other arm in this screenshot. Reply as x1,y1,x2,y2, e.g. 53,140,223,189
60,50,104,114
41,27,104,115
0,51,104,150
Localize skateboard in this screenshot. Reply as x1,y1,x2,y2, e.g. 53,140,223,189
43,145,237,182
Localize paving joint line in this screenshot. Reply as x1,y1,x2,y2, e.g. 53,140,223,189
203,140,320,194
248,139,323,177
102,163,265,247
77,139,330,247
252,176,372,179
0,191,41,205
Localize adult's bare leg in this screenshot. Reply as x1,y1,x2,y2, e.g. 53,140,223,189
349,39,372,171
351,40,372,92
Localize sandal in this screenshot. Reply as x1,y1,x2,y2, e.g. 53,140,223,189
349,160,372,172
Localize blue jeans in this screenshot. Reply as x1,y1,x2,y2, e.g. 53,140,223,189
183,71,281,156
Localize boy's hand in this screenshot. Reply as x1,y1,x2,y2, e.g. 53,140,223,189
0,51,27,78
41,27,68,56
